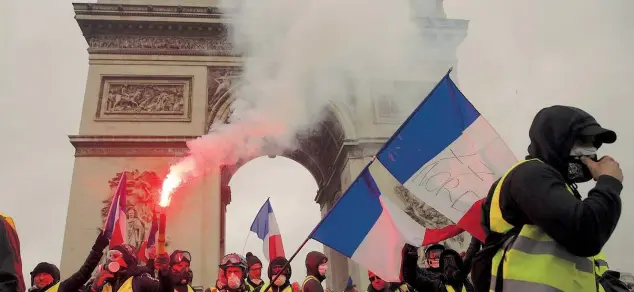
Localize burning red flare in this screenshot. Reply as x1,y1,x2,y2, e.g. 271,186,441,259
159,172,182,207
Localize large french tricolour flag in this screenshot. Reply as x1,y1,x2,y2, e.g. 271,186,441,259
250,198,286,261
103,172,128,248
311,71,517,281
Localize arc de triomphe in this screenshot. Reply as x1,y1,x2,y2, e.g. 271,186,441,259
59,0,468,290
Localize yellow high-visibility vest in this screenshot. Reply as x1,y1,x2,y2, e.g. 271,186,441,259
445,285,466,292
102,277,134,292
489,159,607,292
44,283,60,292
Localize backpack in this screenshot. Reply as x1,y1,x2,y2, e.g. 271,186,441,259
469,229,520,292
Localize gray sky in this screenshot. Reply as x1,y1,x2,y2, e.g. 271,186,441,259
1,0,633,283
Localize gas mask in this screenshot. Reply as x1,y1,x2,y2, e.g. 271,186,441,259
274,275,287,286
426,250,442,269
567,141,597,183
318,264,328,276
170,268,191,285
104,250,126,274
227,274,241,289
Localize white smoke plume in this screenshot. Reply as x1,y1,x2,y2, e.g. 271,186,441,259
169,0,450,183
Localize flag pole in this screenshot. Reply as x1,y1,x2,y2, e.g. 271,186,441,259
241,232,251,255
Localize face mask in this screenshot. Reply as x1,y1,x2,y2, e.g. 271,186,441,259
227,274,241,289
104,260,120,274
274,275,287,286
170,269,190,285
568,142,597,183
318,264,328,276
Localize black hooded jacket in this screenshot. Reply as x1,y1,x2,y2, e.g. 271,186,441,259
260,257,291,292
481,105,622,257
400,244,444,292
302,251,327,292
438,249,474,292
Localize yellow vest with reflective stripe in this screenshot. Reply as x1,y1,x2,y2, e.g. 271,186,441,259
103,277,134,292
44,283,60,292
489,159,606,292
445,285,466,292
301,276,318,291
259,285,293,292
247,280,266,292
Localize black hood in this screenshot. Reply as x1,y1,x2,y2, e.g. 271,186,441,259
439,249,465,273
527,105,616,174
268,257,291,287
30,262,60,288
305,251,327,281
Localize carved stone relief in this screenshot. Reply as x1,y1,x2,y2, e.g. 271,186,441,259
87,34,233,56
393,185,466,248
100,170,171,254
96,76,192,122
206,66,242,131
373,80,436,123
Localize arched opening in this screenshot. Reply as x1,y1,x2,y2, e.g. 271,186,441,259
207,66,354,290
225,156,323,284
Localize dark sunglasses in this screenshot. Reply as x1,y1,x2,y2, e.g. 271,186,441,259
369,276,381,281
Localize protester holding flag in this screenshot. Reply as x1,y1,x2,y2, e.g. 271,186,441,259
258,257,295,292
301,251,328,292
27,233,108,292
245,252,265,292
401,244,444,292
0,213,25,292
473,106,623,292
89,243,172,292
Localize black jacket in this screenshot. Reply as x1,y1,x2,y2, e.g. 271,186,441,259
481,105,622,257
401,244,444,292
95,265,172,292
302,252,327,292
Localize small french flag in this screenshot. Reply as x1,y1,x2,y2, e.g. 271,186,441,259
103,172,128,248
250,198,285,261
138,213,158,263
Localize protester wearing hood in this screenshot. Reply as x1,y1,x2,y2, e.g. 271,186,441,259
472,106,622,292
366,271,410,292
0,214,25,292
438,250,473,292
168,250,193,292
90,243,172,292
245,252,265,292
301,251,327,292
28,233,109,292
258,257,293,292
400,244,444,292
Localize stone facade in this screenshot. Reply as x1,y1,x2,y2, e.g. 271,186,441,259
61,1,468,291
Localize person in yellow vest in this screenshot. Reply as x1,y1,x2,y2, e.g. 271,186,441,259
258,257,297,292
302,251,327,292
28,232,109,292
204,267,227,292
168,250,194,292
438,249,473,292
90,243,172,292
366,271,410,292
472,105,623,292
245,252,265,292
1,214,25,292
